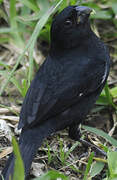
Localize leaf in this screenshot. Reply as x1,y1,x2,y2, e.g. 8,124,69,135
10,0,24,47
91,10,112,19
16,12,42,22
38,0,50,11
110,87,117,98
28,0,63,85
107,151,117,178
97,84,117,106
65,141,79,159
83,152,94,180
109,0,117,14
12,136,25,180
0,37,10,43
81,2,100,10
0,0,3,4
82,125,117,147
90,161,105,177
34,170,69,180
10,77,24,96
21,79,28,97
18,0,39,12
0,28,15,33
96,95,109,106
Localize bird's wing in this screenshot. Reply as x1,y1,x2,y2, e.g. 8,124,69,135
19,56,109,129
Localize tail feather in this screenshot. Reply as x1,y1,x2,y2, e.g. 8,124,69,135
1,123,55,180
1,153,14,180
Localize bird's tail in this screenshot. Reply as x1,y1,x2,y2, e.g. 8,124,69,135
1,123,55,180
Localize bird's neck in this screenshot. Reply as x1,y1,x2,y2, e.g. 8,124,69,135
49,30,96,58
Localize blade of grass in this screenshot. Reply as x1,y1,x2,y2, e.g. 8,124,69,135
10,0,24,47
28,41,34,86
0,69,24,97
0,103,19,116
18,0,39,12
59,139,65,165
12,136,25,180
107,151,117,178
0,69,28,97
34,170,68,180
38,0,50,11
0,60,11,69
21,79,28,97
16,11,46,23
46,142,52,164
0,0,63,96
0,0,3,3
65,141,79,159
104,82,117,110
28,0,63,85
83,152,94,180
0,28,15,33
96,95,109,106
11,77,26,97
0,8,8,21
0,37,10,43
90,161,105,178
110,86,117,98
82,125,117,147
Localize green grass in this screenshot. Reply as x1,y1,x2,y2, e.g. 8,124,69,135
11,132,117,180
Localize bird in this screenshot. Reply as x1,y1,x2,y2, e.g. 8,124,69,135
1,5,110,180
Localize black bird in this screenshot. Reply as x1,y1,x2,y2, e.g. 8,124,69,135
1,5,110,180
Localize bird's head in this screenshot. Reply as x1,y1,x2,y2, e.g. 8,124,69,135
50,6,92,49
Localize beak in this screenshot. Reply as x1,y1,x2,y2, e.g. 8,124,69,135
75,6,92,24
75,6,92,15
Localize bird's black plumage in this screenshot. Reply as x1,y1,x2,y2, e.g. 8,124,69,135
1,5,110,180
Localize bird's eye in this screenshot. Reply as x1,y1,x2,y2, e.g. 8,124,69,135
64,19,72,27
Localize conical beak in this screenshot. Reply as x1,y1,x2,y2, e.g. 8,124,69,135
75,6,92,24
75,6,92,15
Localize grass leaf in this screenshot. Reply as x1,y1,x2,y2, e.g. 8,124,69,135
33,170,69,180
107,151,117,178
12,136,25,180
0,0,63,96
18,0,39,12
90,161,105,177
82,125,117,147
83,152,94,180
10,0,24,47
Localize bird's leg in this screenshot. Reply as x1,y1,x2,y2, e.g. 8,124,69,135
79,138,107,156
69,123,81,141
69,123,106,156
